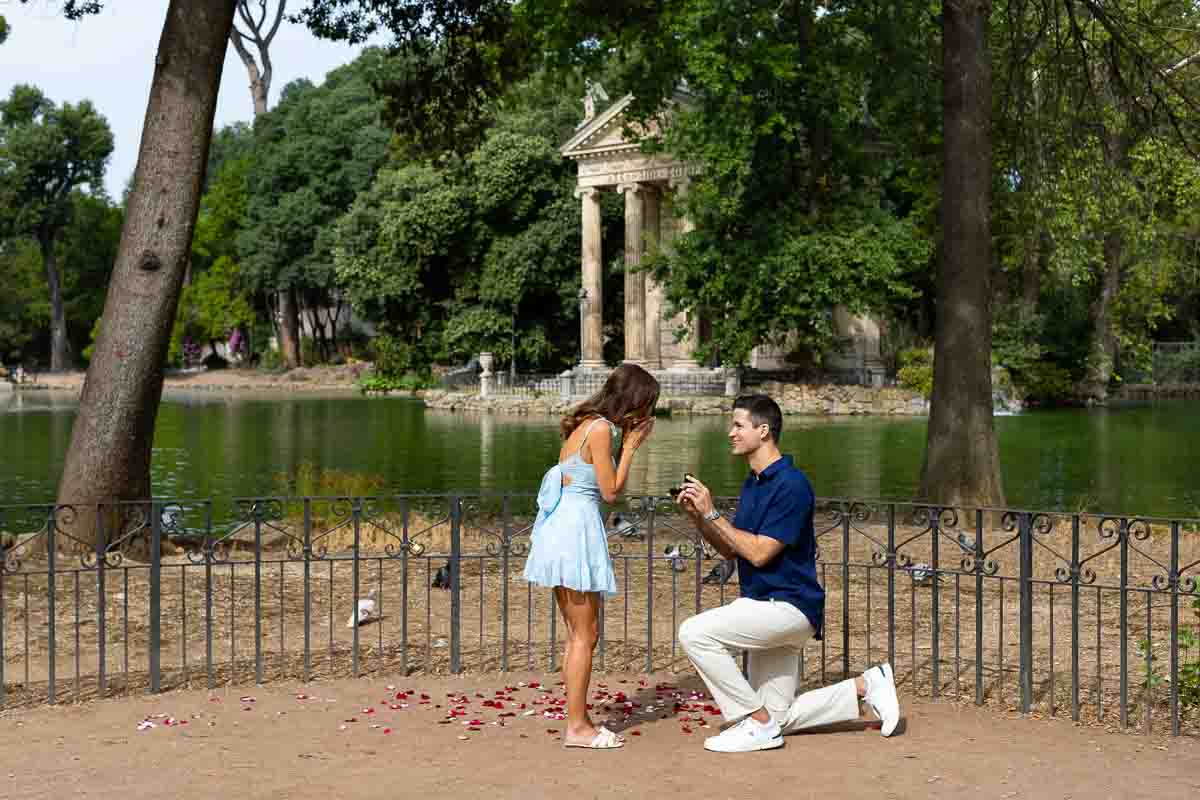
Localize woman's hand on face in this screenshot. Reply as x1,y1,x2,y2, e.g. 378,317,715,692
624,417,655,451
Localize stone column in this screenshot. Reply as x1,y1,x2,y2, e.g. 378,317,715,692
668,177,701,369
618,182,646,365
642,187,663,369
576,187,605,369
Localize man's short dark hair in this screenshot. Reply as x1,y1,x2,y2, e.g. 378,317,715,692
733,394,783,444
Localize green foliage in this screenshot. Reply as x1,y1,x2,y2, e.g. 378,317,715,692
333,69,591,372
169,256,256,365
1017,362,1076,405
992,303,1045,377
896,347,933,398
239,50,392,302
272,461,386,505
0,238,48,362
358,372,435,394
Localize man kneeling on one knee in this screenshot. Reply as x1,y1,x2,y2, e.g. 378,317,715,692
675,394,901,753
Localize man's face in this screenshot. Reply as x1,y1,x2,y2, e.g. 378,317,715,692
728,409,768,456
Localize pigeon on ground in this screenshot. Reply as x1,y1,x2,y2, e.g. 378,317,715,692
702,559,737,586
609,513,641,539
432,561,451,589
345,588,379,628
663,545,688,572
957,531,976,551
905,562,943,586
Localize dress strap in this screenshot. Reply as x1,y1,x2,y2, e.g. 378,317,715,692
574,416,613,457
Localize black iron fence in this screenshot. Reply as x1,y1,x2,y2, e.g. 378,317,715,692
1,495,1198,736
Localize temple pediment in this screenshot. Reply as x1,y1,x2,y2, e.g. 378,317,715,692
560,94,643,160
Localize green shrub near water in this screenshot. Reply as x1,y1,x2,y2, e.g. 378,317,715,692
896,346,934,398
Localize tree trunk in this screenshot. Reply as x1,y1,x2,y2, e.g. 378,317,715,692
1076,132,1130,405
38,231,73,372
278,288,301,368
918,0,1005,509
1076,230,1123,403
54,0,238,549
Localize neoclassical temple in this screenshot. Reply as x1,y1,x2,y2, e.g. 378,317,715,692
561,90,886,387
560,91,703,372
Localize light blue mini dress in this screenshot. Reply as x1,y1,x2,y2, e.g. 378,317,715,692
522,417,621,596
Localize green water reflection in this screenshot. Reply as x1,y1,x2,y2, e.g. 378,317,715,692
1,390,1197,517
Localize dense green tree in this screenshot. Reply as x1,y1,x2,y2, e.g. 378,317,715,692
0,85,113,371
239,51,392,361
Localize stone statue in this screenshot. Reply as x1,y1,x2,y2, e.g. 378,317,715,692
580,79,609,124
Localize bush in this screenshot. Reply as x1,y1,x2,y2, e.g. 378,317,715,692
896,346,934,398
1016,361,1075,405
370,334,419,379
358,371,435,394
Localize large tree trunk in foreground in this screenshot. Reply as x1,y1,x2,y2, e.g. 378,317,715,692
55,0,238,548
918,0,1005,509
38,231,73,372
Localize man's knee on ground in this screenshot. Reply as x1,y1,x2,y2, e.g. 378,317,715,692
678,616,707,653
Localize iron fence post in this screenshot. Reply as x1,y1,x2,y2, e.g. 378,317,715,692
1119,518,1129,730
450,495,462,674
974,509,984,706
930,507,941,697
841,504,850,679
1169,520,1180,737
149,500,162,694
96,505,107,696
501,496,510,672
46,505,57,704
1070,514,1081,722
646,502,655,674
352,498,362,677
303,499,312,682
254,501,263,684
887,504,896,670
1018,511,1033,713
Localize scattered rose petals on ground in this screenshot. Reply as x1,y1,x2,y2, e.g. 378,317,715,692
240,696,256,703
137,720,155,731
383,728,392,734
630,730,641,736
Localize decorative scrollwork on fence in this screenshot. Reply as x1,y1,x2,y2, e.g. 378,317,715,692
0,505,51,574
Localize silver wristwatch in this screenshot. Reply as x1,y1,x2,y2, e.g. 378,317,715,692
703,508,721,522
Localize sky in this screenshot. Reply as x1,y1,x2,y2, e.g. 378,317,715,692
0,1,384,198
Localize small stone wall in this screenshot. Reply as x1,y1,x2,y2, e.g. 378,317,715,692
1115,383,1200,401
420,382,928,417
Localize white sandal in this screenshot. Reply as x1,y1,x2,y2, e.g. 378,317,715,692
563,725,624,749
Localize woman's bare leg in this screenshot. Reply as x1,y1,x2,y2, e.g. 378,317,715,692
554,586,601,740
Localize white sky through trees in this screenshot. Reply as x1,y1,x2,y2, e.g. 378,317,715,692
0,1,382,198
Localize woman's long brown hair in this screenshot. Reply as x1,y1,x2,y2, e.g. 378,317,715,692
560,364,660,440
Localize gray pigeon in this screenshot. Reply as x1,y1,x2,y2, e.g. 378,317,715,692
609,513,641,539
906,562,942,586
663,544,688,572
702,559,737,586
957,531,976,551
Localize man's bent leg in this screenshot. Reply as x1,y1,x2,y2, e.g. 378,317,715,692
779,678,861,734
678,597,810,723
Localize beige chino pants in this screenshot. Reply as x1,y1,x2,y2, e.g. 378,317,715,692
678,597,859,732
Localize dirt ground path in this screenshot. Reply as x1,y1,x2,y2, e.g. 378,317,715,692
0,670,1195,800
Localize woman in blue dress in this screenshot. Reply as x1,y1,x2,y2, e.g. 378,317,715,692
523,363,659,749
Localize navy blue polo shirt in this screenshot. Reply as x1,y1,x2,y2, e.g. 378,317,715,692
733,455,824,639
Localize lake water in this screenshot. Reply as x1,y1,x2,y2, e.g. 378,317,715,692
1,390,1197,517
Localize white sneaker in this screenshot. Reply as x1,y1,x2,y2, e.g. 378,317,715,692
702,716,784,753
864,663,900,737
